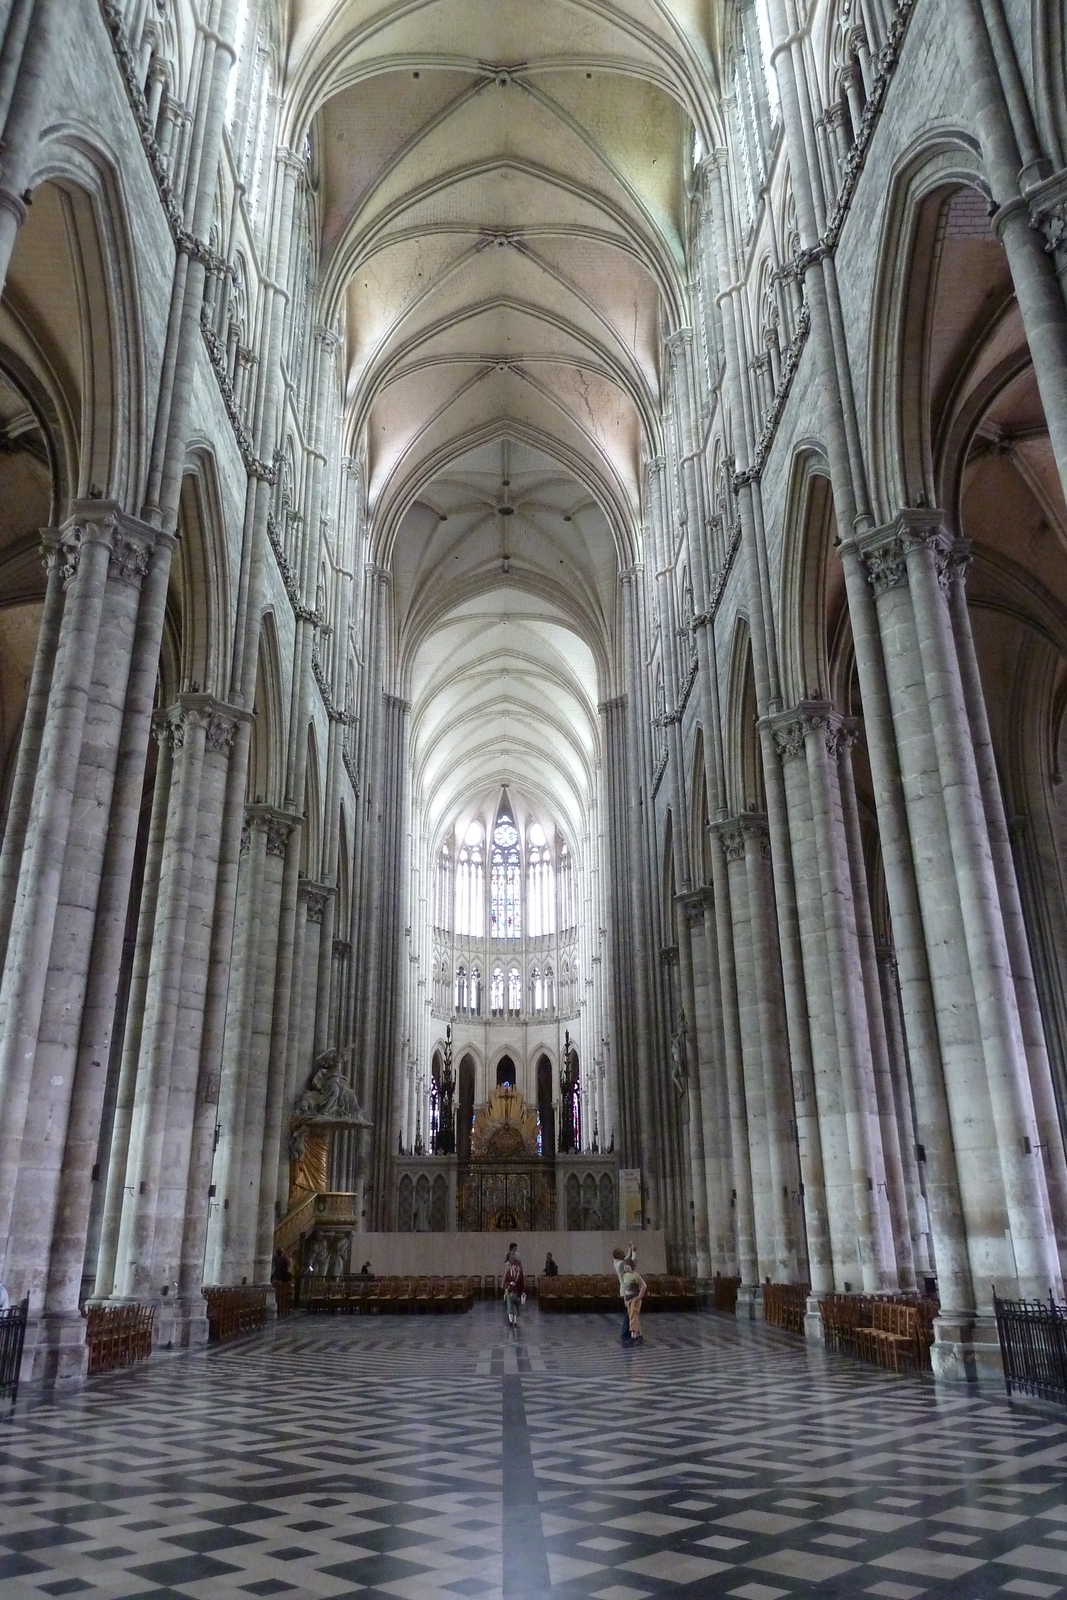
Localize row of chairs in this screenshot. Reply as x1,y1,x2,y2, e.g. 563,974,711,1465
203,1285,269,1342
84,1302,155,1374
763,1282,811,1334
300,1275,476,1314
538,1273,698,1312
821,1292,937,1371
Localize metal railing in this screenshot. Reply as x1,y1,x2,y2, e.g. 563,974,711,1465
994,1291,1067,1405
0,1298,28,1403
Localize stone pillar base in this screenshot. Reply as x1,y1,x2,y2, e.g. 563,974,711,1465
28,1312,89,1384
804,1294,825,1344
264,1286,278,1320
156,1296,210,1350
930,1313,1003,1384
736,1284,764,1320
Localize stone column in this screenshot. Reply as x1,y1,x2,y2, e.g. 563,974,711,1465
852,516,1057,1311
769,714,851,1293
946,552,1067,1267
0,513,116,1262
0,534,64,970
150,704,240,1340
877,949,934,1279
112,697,211,1301
93,728,174,1299
233,812,290,1281
802,704,896,1291
903,521,1060,1299
718,820,772,1286
837,731,916,1291
619,568,664,1236
741,813,803,1282
205,809,268,1284
4,516,156,1372
837,538,978,1338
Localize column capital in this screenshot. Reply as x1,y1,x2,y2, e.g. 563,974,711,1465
48,501,157,589
299,879,334,923
1025,165,1067,259
243,803,302,857
766,701,858,761
153,693,251,754
844,508,951,596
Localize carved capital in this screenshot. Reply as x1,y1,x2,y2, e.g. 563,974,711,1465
332,937,351,960
849,509,950,597
739,812,771,859
770,713,807,763
716,820,747,863
1027,167,1067,257
108,525,154,587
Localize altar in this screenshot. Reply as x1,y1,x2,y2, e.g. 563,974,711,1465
394,1086,619,1234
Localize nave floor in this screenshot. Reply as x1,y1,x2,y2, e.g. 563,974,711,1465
1,1306,1066,1600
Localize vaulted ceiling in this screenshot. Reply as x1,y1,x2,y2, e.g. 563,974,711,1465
283,0,723,839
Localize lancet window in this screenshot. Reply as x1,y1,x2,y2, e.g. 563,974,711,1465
527,822,555,936
559,845,577,932
455,824,484,937
490,813,521,938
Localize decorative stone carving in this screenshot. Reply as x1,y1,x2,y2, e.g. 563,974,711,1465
772,716,807,762
718,821,746,862
108,527,153,587
305,888,329,924
1027,168,1067,260
265,815,292,857
859,532,910,594
288,1050,371,1203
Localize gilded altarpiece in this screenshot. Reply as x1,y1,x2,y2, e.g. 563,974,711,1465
457,1088,556,1232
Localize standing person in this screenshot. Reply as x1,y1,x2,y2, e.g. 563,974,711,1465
502,1242,525,1331
621,1255,646,1344
543,1251,559,1277
613,1246,634,1342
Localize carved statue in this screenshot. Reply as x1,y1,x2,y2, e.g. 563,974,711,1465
295,1049,365,1121
288,1050,372,1204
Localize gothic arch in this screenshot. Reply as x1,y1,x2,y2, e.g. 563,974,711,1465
777,444,836,708
865,132,989,520
725,618,762,815
26,132,148,506
247,614,286,807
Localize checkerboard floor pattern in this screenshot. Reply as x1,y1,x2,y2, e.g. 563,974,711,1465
2,1305,1067,1598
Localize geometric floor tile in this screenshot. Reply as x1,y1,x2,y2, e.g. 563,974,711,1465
5,1304,1067,1598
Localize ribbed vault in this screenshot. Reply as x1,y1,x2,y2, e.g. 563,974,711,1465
289,0,717,828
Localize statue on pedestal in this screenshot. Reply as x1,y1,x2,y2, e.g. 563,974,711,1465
288,1049,372,1203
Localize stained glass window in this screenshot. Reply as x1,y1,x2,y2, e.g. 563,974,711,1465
455,822,484,936
491,813,521,938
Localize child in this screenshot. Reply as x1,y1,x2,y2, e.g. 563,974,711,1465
621,1256,646,1344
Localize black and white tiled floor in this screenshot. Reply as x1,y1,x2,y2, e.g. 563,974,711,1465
3,1305,1067,1598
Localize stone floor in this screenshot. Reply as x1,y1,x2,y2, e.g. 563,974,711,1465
1,1304,1067,1599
